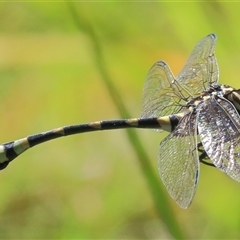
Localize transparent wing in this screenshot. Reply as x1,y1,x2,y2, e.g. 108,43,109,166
198,97,240,182
158,112,199,208
141,34,218,124
177,33,219,97
141,61,189,122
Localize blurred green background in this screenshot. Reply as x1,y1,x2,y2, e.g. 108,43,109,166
0,2,240,239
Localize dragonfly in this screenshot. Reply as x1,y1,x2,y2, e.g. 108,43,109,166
1,33,240,209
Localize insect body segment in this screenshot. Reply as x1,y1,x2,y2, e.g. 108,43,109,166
0,115,182,170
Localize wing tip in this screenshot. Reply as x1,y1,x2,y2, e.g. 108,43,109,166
155,60,167,67
208,33,217,41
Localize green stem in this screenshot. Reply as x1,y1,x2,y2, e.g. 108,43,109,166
67,2,185,239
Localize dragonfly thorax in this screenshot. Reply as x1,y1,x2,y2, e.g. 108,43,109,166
185,84,240,114
221,84,240,113
185,86,220,112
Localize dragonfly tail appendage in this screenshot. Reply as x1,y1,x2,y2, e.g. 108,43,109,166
0,138,30,170
0,127,67,170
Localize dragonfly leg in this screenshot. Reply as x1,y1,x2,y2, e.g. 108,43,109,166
197,142,216,168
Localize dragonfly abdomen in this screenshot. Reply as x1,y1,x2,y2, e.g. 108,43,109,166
0,114,183,170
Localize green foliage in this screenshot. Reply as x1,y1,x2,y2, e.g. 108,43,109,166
0,2,240,239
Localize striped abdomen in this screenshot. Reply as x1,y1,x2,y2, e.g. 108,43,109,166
0,113,184,170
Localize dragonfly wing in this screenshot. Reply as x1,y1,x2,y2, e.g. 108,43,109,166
141,61,188,122
177,34,219,97
158,112,199,208
198,97,240,182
